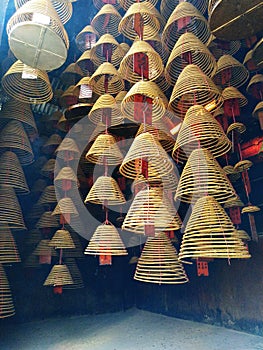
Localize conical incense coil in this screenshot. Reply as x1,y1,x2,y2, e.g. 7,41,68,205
134,232,189,284
49,229,76,249
25,204,45,222
84,176,126,205
24,229,42,246
60,63,84,86
178,196,251,261
62,229,84,258
168,64,223,117
118,2,162,41
0,151,29,194
119,40,164,84
246,74,263,98
63,258,84,289
237,230,251,242
41,159,56,178
85,133,123,165
172,105,232,162
222,87,248,108
122,187,182,234
1,60,53,104
0,264,15,318
120,0,158,11
242,205,260,214
0,186,26,230
43,135,62,150
0,228,21,264
121,80,168,123
119,132,174,180
161,0,208,20
44,264,73,286
75,25,99,52
234,160,253,172
91,4,122,37
152,71,171,93
226,122,246,135
0,120,34,165
207,34,241,59
253,102,263,125
54,167,79,188
115,90,127,104
33,239,57,256
162,2,210,52
76,50,96,76
59,85,79,108
165,32,216,85
212,55,249,88
89,62,124,95
243,49,260,73
88,94,124,126
84,222,128,256
52,197,78,217
175,148,238,204
55,138,80,160
37,185,57,206
90,34,125,67
224,197,244,209
143,34,169,63
36,211,59,229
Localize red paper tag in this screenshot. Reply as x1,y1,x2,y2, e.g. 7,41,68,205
141,158,148,178
62,179,72,191
117,177,126,191
133,94,152,124
133,52,149,79
99,255,112,265
197,259,209,277
39,254,51,265
54,286,63,294
103,0,116,4
221,67,232,85
103,14,111,29
177,16,191,31
182,51,192,65
85,34,96,49
104,74,109,93
60,213,71,225
229,207,241,225
101,107,112,127
133,13,144,39
63,150,74,162
102,43,113,62
224,98,240,117
251,84,263,100
248,214,258,242
144,224,155,237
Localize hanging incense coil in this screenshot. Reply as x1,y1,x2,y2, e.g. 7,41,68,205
84,176,126,205
118,2,162,41
56,114,70,132
134,232,189,284
54,166,79,188
165,32,216,85
85,133,123,165
60,63,84,86
152,71,171,93
178,195,251,260
0,227,21,264
76,50,96,76
0,264,15,318
172,105,231,162
2,60,53,104
175,148,238,204
234,160,253,172
121,80,168,123
237,230,251,242
224,197,244,209
59,86,79,108
0,151,29,194
226,122,246,135
242,205,260,214
88,94,124,126
55,137,80,160
40,159,56,178
168,64,223,117
36,211,59,229
89,62,125,95
252,38,263,69
25,204,45,222
84,221,128,256
162,2,210,52
44,264,73,286
243,49,260,73
76,25,99,52
91,4,122,37
115,90,128,104
52,197,78,217
246,74,263,99
253,102,263,130
33,239,57,257
119,40,164,83
63,258,84,289
90,34,125,67
120,0,158,11
212,55,249,88
222,86,248,108
122,187,182,234
62,229,84,258
49,229,76,249
43,134,62,149
143,34,169,63
24,229,42,246
207,34,241,59
160,0,208,20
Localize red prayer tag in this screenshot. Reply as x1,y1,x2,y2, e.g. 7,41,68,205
133,13,144,39
197,259,209,277
177,16,191,31
102,43,113,62
133,52,149,79
229,207,241,225
39,254,51,265
144,224,155,237
99,255,112,265
141,158,148,178
62,179,72,191
224,98,240,117
221,67,232,85
53,286,63,294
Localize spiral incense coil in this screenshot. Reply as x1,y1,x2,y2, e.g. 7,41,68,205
172,105,231,162
52,197,78,217
168,64,223,117
55,137,80,159
76,50,96,76
175,148,238,204
36,211,59,229
43,134,62,149
2,60,53,104
49,229,76,249
134,232,189,284
91,4,122,37
120,0,158,11
234,160,253,173
44,264,73,286
0,264,15,318
253,102,263,121
237,230,251,242
33,239,57,256
89,62,125,95
241,205,260,214
54,166,79,188
162,2,210,52
223,165,235,175
24,229,42,246
207,34,241,59
84,222,128,256
118,2,162,41
142,34,169,63
85,133,124,165
75,25,99,52
160,0,208,20
243,50,260,73
121,80,168,123
178,195,251,261
63,258,84,289
222,86,248,108
61,229,85,258
88,94,124,126
119,40,164,83
246,74,263,97
59,86,79,108
226,122,246,135
212,54,249,88
0,120,34,166
252,38,263,69
37,186,56,206
152,71,171,93
120,132,174,180
115,90,128,104
224,197,244,208
165,32,216,85
40,159,56,178
90,34,125,67
0,228,21,264
60,63,84,86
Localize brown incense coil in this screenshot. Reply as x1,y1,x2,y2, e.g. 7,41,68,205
49,229,76,249
237,230,251,241
228,172,241,183
0,264,15,318
222,86,248,107
175,148,238,204
60,63,84,86
43,134,62,149
75,25,99,52
243,50,260,73
55,138,80,160
207,35,241,60
33,239,57,256
0,151,29,194
120,132,174,179
212,107,224,118
84,222,128,256
90,34,125,67
223,165,235,175
24,229,42,246
62,229,84,258
121,80,168,123
89,62,125,95
224,197,244,209
246,74,263,97
0,120,34,165
59,86,79,108
76,50,96,76
54,167,79,188
91,4,122,37
56,114,70,132
252,38,263,69
234,160,253,172
122,187,182,234
0,186,26,230
84,176,126,205
160,0,208,20
226,122,246,135
119,40,164,83
165,32,216,85
152,71,171,93
40,159,56,178
120,0,158,11
36,211,59,229
241,205,260,214
212,55,249,88
44,264,73,286
178,195,251,260
134,232,189,284
115,90,128,104
88,94,124,126
0,228,21,263
162,2,210,52
172,105,231,162
63,258,84,289
52,197,78,217
85,134,123,165
168,64,223,117
94,0,121,10
118,2,162,41
1,60,53,104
